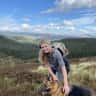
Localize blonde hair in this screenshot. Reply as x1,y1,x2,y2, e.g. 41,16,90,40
38,39,51,65
39,39,51,48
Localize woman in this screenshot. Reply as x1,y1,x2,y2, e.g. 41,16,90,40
38,39,70,95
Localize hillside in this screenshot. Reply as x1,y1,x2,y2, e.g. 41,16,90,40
0,57,95,96
0,35,96,61
9,36,40,44
55,38,96,58
0,35,39,60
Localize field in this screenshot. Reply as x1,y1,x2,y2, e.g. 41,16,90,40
1,35,96,60
0,35,96,96
0,57,96,96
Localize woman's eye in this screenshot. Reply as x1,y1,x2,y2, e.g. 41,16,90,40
40,46,44,49
41,45,48,49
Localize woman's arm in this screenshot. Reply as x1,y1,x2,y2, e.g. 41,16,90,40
45,64,58,81
61,65,68,86
56,50,70,95
61,65,70,95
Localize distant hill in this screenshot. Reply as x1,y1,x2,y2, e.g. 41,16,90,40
55,38,96,58
9,36,40,44
0,35,96,60
0,35,39,59
0,31,67,40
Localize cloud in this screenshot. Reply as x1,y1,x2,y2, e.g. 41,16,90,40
0,26,10,31
22,17,32,22
0,17,83,34
0,16,19,31
0,17,75,34
70,15,96,28
64,20,73,25
0,16,96,38
21,24,30,28
41,0,96,14
79,26,96,37
85,26,96,32
0,17,32,32
0,16,17,26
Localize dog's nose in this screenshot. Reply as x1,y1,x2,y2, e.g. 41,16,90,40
45,88,51,92
41,88,51,96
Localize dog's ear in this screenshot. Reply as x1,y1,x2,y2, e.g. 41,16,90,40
47,76,50,81
43,77,48,84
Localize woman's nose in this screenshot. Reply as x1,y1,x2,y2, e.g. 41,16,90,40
44,47,47,50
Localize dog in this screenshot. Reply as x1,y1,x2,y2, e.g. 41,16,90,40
69,85,92,96
43,77,92,96
43,77,65,96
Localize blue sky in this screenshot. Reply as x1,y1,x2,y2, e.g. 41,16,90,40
0,0,96,38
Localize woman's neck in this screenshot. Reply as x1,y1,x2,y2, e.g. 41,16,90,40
49,47,54,54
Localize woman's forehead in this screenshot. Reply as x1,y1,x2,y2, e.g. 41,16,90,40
40,39,51,45
41,43,49,46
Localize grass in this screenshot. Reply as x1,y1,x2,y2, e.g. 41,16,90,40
0,35,96,96
69,61,96,91
0,58,95,96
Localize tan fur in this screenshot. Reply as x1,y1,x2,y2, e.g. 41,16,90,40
43,78,65,96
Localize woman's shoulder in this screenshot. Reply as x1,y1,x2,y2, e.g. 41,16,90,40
53,48,61,56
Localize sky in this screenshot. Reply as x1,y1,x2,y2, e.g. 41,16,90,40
0,0,96,38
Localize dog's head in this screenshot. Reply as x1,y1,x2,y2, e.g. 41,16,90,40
47,80,59,90
43,77,59,89
42,77,66,96
43,77,64,94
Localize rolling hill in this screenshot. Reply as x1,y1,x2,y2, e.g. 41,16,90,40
56,38,96,58
0,35,96,60
0,35,39,59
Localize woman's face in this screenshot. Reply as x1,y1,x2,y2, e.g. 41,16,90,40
40,43,50,53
